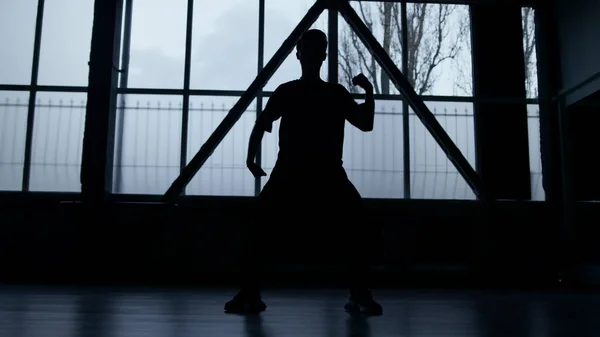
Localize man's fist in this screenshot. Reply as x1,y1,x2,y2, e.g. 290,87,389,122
247,160,267,178
352,73,373,91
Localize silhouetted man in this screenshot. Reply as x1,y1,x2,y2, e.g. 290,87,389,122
225,29,382,315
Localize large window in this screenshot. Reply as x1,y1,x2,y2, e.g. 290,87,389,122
0,0,543,201
0,0,93,193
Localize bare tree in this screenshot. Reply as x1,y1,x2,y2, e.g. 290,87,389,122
339,3,469,95
454,10,472,96
522,7,537,98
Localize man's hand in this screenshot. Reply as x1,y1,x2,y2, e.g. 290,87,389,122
352,73,373,92
247,160,267,178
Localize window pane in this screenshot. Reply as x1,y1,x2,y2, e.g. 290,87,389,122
264,1,328,91
126,0,187,89
112,94,182,194
528,104,544,200
186,96,256,196
29,92,86,192
522,7,538,99
0,0,37,85
405,3,472,96
338,2,402,95
409,101,476,199
0,91,29,191
261,97,404,199
37,0,94,86
345,99,404,198
190,0,258,90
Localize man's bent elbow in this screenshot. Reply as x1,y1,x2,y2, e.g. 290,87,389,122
360,123,374,132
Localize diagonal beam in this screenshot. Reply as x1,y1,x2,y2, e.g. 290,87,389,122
338,0,487,202
162,0,327,202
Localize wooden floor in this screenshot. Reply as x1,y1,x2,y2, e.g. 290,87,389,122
0,286,598,337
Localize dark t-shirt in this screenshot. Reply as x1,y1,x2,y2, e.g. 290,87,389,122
256,79,362,178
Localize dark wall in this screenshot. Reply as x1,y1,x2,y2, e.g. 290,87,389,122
570,97,600,200
556,0,600,105
3,195,596,288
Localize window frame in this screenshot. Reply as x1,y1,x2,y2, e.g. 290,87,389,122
0,0,541,201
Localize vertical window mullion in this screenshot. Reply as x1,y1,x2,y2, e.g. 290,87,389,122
22,0,46,191
113,0,133,193
401,2,410,199
180,0,194,196
328,8,338,84
255,0,265,197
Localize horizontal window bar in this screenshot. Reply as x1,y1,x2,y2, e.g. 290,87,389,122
0,84,88,92
349,0,539,7
1,85,538,105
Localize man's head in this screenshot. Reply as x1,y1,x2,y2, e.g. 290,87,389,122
296,29,327,70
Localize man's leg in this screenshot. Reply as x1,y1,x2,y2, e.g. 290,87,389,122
239,219,265,295
346,202,374,294
347,221,370,293
340,179,383,315
224,185,273,313
224,223,267,313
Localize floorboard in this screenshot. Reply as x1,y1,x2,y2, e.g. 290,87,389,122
0,286,598,336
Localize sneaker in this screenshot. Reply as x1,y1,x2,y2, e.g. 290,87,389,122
224,291,267,314
344,290,383,316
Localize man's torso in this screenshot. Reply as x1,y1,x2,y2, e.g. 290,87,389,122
273,79,348,174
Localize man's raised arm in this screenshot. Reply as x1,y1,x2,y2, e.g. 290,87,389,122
344,74,375,132
357,81,375,131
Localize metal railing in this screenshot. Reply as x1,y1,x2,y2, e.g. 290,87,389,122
0,95,544,200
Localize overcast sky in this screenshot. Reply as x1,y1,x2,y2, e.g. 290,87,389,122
0,0,467,92
0,0,543,200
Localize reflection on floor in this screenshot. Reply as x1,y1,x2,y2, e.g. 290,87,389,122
0,286,597,337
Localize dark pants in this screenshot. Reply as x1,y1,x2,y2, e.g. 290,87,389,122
240,168,373,294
